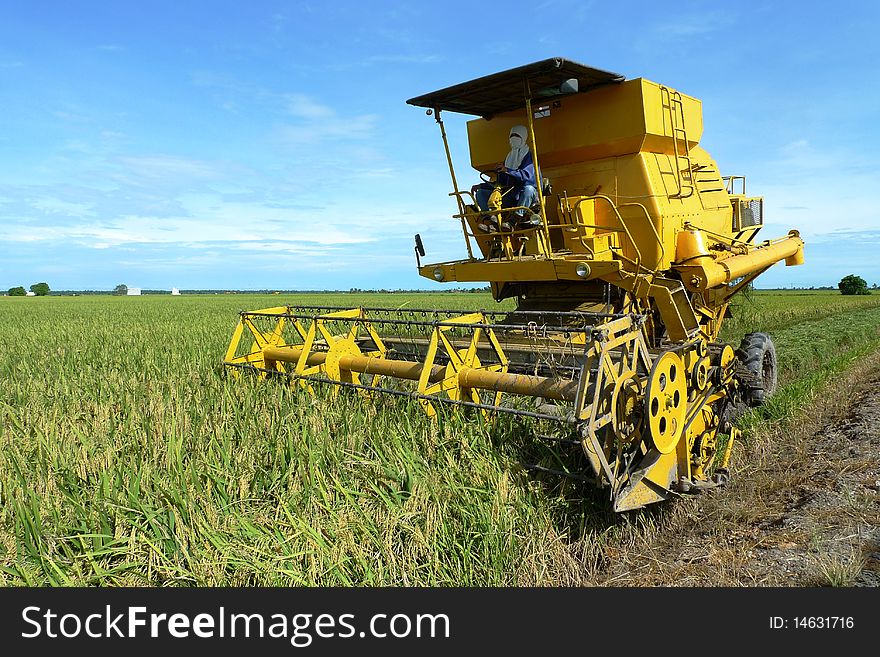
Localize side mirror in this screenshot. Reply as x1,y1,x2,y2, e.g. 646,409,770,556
535,78,579,100
558,78,578,95
414,234,425,267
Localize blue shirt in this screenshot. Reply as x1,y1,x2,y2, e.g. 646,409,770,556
498,151,536,189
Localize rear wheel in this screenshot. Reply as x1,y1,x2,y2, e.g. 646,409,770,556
735,332,777,407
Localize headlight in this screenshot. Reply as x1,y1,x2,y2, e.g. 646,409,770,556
575,262,591,278
433,267,444,281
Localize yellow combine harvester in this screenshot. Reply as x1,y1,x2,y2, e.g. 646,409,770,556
224,58,804,511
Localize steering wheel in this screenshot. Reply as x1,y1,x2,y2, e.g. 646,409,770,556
479,170,497,184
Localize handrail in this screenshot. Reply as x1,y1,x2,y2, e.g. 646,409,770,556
451,198,540,230
723,175,746,195
572,195,642,277
448,190,551,260
449,189,529,258
448,190,477,260
684,220,762,250
454,189,663,279
618,201,665,269
450,187,665,276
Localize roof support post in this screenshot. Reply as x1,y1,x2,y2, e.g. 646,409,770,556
523,79,550,257
433,107,474,260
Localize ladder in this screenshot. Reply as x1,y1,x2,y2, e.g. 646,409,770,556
660,86,694,199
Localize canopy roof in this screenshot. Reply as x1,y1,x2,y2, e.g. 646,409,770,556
406,57,625,118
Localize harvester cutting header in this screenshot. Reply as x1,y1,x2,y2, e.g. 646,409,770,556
224,58,805,511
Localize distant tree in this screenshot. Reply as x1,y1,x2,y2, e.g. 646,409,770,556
114,284,128,295
838,274,870,296
8,286,26,296
29,282,50,296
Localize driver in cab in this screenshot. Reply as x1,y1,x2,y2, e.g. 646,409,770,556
472,124,539,233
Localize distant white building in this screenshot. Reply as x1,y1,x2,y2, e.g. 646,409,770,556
127,287,142,296
171,287,181,296
25,291,36,296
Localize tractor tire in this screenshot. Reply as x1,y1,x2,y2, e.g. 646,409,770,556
735,332,778,407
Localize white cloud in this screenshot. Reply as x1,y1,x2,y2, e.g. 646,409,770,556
773,139,840,172
0,194,382,249
31,198,95,217
1,226,68,242
747,138,880,238
286,94,336,120
651,11,735,37
278,93,379,145
113,155,224,181
351,166,394,179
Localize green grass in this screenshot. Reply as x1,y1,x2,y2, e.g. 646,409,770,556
723,292,880,433
721,288,880,339
2,290,880,585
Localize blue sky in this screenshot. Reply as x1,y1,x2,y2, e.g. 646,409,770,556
1,1,877,291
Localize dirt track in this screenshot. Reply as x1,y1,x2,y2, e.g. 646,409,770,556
599,353,880,586
735,375,880,586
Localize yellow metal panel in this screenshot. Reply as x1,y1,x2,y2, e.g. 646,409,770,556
424,259,555,283
551,259,621,280
421,257,621,283
467,78,702,173
640,79,703,150
689,146,730,211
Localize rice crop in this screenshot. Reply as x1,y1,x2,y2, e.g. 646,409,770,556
2,290,879,585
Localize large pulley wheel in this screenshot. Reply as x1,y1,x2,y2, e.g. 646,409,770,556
645,351,687,454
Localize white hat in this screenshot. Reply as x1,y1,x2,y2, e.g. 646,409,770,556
505,125,530,168
509,125,528,140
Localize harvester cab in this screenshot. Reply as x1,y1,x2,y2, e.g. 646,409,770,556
224,57,805,512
